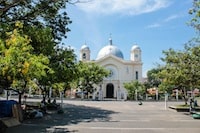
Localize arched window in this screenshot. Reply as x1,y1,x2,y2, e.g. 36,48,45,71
136,71,138,80
82,53,86,59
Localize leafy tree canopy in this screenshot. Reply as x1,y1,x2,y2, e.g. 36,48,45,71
189,0,200,31
154,0,200,94
0,22,53,99
124,80,145,100
0,0,72,42
48,46,77,93
146,67,162,88
76,62,109,93
157,44,200,92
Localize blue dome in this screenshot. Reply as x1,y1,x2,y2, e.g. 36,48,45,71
96,45,124,60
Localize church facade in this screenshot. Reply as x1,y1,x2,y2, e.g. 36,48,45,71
79,38,143,100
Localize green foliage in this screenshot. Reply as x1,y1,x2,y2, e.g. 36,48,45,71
189,0,200,31
52,82,65,92
77,62,109,93
23,25,56,56
147,0,200,97
146,67,162,88
0,1,81,99
124,81,145,100
0,0,71,42
48,46,77,93
176,104,190,108
0,1,89,100
0,23,52,94
158,82,175,93
157,43,200,93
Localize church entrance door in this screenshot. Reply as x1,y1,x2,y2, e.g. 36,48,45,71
106,83,114,98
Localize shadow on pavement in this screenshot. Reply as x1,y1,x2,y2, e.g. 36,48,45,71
6,103,118,133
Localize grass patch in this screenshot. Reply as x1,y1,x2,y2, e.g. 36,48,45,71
175,104,190,108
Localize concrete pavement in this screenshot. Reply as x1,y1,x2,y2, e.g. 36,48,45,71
6,100,200,133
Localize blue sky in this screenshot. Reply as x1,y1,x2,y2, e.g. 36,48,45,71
64,0,196,77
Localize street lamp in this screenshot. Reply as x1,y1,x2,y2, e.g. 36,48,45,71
135,89,138,101
99,84,103,101
165,91,168,110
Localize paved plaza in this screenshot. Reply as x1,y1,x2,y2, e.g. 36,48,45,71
6,100,200,133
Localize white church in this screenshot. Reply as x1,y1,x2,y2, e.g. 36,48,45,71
79,37,143,100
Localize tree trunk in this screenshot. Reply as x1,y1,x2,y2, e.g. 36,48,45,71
42,87,47,102
18,93,22,105
181,88,188,105
18,80,27,105
6,89,9,100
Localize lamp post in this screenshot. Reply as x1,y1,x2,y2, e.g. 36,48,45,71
60,91,63,108
48,81,52,99
156,88,158,101
99,84,103,101
135,89,138,101
117,85,121,100
165,91,168,110
79,81,84,100
176,89,179,101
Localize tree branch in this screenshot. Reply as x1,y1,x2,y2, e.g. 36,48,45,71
0,0,24,17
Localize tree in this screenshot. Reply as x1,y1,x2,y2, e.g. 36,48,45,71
76,62,109,97
0,22,53,104
155,0,200,104
0,1,86,101
146,67,162,88
189,0,200,31
23,25,56,56
0,1,72,69
0,0,72,42
48,46,78,98
124,81,145,100
156,44,200,104
160,44,200,88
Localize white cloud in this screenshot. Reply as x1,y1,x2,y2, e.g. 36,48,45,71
164,15,179,22
146,23,161,29
76,0,171,15
146,14,182,29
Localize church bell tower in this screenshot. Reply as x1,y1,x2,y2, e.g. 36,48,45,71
130,45,141,62
80,43,90,61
